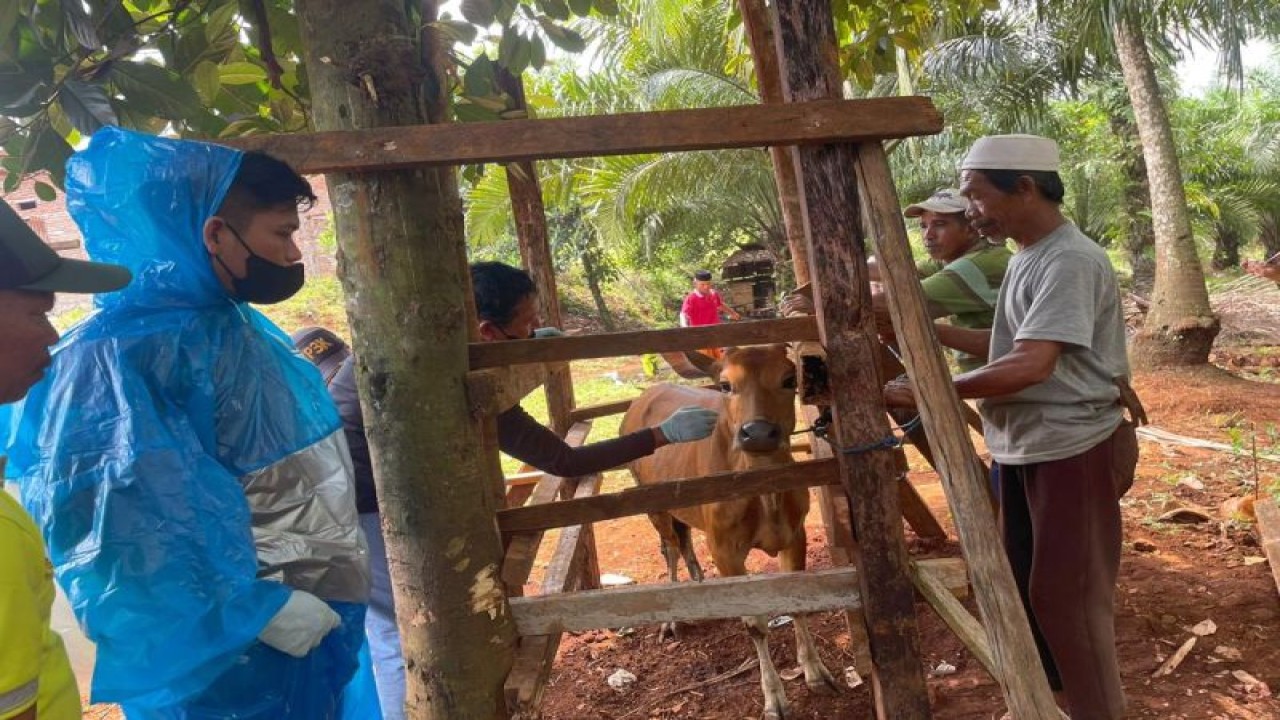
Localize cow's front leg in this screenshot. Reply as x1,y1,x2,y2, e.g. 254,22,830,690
781,532,839,696
649,513,686,640
713,545,789,720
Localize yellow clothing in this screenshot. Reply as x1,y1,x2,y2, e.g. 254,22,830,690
0,491,79,719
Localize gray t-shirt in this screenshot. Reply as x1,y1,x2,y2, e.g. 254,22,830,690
981,222,1130,465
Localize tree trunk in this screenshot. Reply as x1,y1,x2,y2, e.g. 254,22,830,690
1112,18,1220,366
1261,214,1280,260
738,0,810,287
1107,111,1156,294
497,69,577,436
295,2,514,718
581,241,616,331
1211,223,1242,271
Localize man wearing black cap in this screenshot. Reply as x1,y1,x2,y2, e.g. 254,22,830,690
0,198,130,720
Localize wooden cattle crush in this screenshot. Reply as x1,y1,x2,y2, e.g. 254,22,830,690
229,0,1060,717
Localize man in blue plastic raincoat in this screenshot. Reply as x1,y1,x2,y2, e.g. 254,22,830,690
5,127,375,719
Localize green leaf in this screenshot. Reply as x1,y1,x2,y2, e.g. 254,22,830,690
58,79,118,134
464,54,497,97
60,0,101,49
34,181,56,201
537,19,586,53
529,35,546,71
110,60,207,122
460,0,495,26
205,1,238,44
218,61,267,85
592,0,618,16
193,60,221,103
454,100,502,123
567,0,591,16
536,0,570,21
26,125,73,187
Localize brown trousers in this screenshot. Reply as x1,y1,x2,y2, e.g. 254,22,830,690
996,421,1138,720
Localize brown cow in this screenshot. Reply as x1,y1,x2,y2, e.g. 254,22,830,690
620,344,839,720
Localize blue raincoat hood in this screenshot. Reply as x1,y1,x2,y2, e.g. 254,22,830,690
5,127,367,714
67,126,241,310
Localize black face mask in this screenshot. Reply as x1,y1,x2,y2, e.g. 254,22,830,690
214,221,305,304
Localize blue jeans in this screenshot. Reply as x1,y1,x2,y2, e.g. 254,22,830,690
360,512,405,720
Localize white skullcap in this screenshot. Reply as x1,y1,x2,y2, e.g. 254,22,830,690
961,134,1060,172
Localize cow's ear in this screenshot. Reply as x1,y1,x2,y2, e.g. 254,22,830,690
682,349,722,379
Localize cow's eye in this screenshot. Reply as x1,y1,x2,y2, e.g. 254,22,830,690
719,381,733,394
781,376,797,390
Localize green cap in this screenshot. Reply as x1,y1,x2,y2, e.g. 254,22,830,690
0,198,131,293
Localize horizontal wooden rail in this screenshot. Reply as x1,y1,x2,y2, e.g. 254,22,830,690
466,363,548,416
497,458,839,533
470,316,818,369
567,398,636,423
222,97,942,173
509,558,968,635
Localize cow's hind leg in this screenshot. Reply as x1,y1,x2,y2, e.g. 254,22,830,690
648,513,687,640
711,545,790,720
781,531,840,696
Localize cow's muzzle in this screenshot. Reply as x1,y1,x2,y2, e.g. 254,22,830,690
737,420,783,453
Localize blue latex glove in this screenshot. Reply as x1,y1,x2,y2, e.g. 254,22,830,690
659,406,719,443
533,327,565,338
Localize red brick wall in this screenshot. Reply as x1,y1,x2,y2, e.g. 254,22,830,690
2,170,337,315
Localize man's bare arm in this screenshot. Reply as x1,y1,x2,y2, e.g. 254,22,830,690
952,339,1061,399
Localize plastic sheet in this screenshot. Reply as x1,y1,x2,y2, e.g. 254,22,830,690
5,127,375,717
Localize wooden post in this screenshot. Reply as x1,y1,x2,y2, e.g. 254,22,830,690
856,142,1061,718
770,1,930,716
737,0,810,286
495,70,577,437
294,1,513,717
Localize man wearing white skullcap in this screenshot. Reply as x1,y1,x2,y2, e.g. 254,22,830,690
885,134,1142,720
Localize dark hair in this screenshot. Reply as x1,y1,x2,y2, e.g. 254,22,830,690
976,169,1065,204
471,261,536,325
693,269,712,281
217,151,316,226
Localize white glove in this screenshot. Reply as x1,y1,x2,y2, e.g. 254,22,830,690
658,406,719,443
258,591,342,658
533,326,565,338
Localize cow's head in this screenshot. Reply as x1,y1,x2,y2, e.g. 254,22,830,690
694,345,797,460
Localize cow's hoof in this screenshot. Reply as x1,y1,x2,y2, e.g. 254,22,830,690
805,664,841,696
761,693,791,720
658,621,681,641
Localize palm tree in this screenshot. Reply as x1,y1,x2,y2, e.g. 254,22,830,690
1032,0,1280,366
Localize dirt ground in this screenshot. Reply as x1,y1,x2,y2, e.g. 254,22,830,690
534,357,1280,720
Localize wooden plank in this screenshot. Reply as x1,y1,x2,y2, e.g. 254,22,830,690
568,398,636,423
222,97,943,173
497,459,840,533
911,561,998,678
773,0,931,714
505,470,545,487
1255,498,1280,600
466,363,549,416
469,316,817,369
509,558,968,636
501,422,593,589
856,140,1060,717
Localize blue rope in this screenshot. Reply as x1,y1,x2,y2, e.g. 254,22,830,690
836,415,921,456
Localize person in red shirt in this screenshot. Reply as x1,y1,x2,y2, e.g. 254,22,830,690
679,270,741,360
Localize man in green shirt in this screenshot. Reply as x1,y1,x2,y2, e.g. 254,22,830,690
781,188,1011,371
887,188,1011,370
